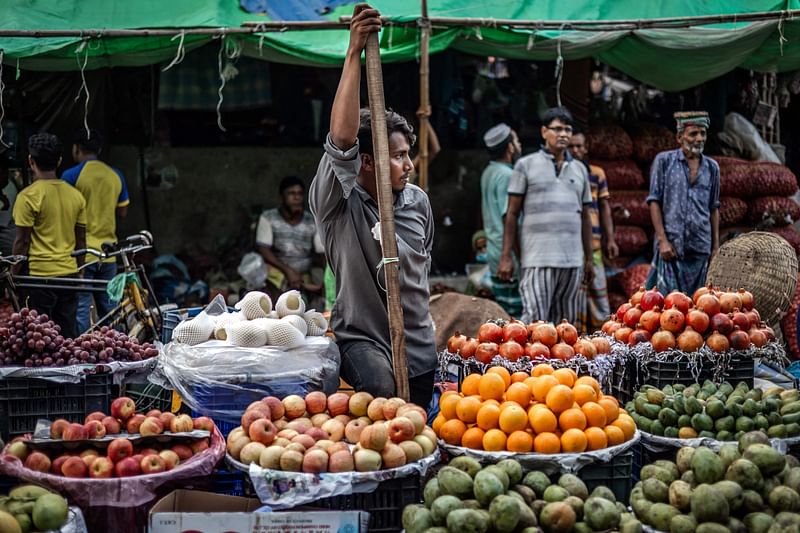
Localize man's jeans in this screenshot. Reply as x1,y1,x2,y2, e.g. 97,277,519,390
339,340,436,411
76,261,117,334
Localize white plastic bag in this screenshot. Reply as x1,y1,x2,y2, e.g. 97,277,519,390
237,252,268,290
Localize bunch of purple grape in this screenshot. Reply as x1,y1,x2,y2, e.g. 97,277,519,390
0,308,159,367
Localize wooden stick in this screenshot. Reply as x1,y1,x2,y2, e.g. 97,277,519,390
364,32,410,400
417,0,431,191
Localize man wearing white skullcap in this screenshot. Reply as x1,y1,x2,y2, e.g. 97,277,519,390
646,111,720,294
480,123,523,316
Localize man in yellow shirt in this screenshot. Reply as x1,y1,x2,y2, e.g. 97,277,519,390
12,133,87,338
62,129,129,333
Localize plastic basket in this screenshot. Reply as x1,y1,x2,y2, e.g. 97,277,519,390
189,381,310,437
632,444,677,482
161,307,204,344
300,473,422,533
611,357,634,405
211,468,248,497
0,374,115,442
633,355,754,392
577,450,635,504
123,382,174,413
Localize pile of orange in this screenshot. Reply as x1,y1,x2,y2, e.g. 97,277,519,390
432,364,636,454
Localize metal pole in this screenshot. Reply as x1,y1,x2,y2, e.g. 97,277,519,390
364,32,410,401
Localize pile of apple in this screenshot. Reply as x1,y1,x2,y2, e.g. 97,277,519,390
446,320,611,363
226,391,438,474
2,396,215,478
47,396,215,440
602,286,777,353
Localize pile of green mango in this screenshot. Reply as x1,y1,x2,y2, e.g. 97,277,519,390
0,484,69,533
626,382,800,442
631,431,800,532
403,456,643,533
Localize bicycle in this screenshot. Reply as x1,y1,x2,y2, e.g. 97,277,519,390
1,231,164,342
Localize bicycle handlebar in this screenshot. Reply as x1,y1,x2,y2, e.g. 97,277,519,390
72,231,154,259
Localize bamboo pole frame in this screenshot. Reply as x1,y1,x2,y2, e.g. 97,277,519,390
417,0,430,191
364,32,410,401
0,8,794,37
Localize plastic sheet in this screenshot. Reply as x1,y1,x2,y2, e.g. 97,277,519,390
640,430,800,454
440,431,640,475
0,357,158,385
718,112,781,163
0,427,225,507
154,336,341,419
63,507,88,533
438,348,620,394
226,450,440,509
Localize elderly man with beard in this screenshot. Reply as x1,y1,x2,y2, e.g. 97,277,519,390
646,111,720,295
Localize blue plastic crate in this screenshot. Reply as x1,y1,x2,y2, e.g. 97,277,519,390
161,307,204,344
210,468,250,497
188,380,312,436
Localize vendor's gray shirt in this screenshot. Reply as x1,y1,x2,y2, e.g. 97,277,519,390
309,134,436,378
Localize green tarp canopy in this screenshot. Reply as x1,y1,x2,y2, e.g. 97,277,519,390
1,0,800,90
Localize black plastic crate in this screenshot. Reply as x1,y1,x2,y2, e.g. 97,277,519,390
303,473,422,533
0,374,115,442
626,355,754,395
632,443,678,482
611,357,634,405
577,450,634,504
0,475,17,494
123,382,174,413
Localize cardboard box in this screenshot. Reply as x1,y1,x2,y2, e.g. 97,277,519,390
149,490,369,533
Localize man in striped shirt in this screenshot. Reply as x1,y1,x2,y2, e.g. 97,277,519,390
497,107,594,325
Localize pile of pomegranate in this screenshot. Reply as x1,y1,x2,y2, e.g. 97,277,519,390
602,286,776,353
446,319,611,363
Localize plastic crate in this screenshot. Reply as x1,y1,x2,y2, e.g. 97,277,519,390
624,355,755,395
577,450,635,504
632,443,678,482
123,383,174,413
0,374,115,442
189,380,311,437
301,473,422,533
161,307,203,344
208,468,253,497
611,357,634,405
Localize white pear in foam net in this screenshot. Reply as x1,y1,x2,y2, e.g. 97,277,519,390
281,314,308,336
249,317,279,344
172,316,214,345
213,312,244,340
304,310,328,336
275,290,306,318
264,320,305,348
224,321,267,347
235,291,273,320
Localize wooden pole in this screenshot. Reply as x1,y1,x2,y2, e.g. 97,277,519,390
417,0,431,191
364,32,410,401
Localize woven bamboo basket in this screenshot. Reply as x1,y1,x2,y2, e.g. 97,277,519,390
707,231,798,328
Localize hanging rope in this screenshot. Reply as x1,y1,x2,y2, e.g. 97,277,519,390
0,50,8,148
256,23,267,56
778,13,788,56
216,35,227,132
74,40,91,139
554,25,566,107
161,30,186,72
